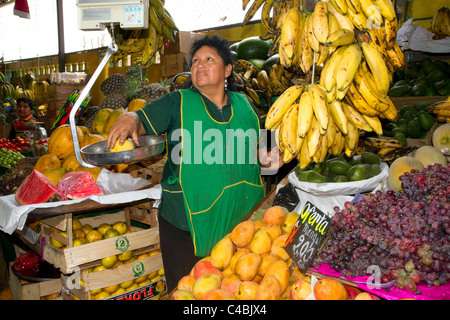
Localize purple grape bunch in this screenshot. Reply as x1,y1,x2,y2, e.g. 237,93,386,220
313,163,450,293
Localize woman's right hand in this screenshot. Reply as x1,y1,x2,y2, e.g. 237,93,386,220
106,112,143,148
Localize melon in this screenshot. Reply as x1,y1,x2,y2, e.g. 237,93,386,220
15,170,66,205
413,145,447,167
57,171,104,200
387,156,424,193
432,123,450,155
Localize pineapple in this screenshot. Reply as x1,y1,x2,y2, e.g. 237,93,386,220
100,73,126,96
99,90,129,110
141,82,165,101
78,105,99,131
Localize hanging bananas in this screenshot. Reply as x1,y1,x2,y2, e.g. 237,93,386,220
243,0,407,165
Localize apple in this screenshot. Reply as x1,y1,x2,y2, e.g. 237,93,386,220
344,285,362,300
354,292,380,300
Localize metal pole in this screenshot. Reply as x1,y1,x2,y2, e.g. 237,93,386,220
56,0,65,72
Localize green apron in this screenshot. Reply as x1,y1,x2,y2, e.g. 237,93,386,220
178,89,265,257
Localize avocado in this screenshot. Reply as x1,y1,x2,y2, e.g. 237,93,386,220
261,54,280,73
347,164,371,181
361,151,381,165
368,164,381,178
406,119,422,138
333,175,349,183
328,159,352,176
297,170,329,183
417,111,436,131
426,69,446,83
388,84,411,97
398,105,415,118
411,84,427,97
401,110,416,123
393,132,408,147
413,101,432,112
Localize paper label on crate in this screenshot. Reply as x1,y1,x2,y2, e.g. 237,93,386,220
50,89,92,132
283,201,331,274
110,278,166,301
115,235,130,252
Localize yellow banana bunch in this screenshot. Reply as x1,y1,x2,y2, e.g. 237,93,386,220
265,84,303,130
335,44,362,100
360,41,390,97
427,98,450,122
33,81,49,100
431,7,450,39
279,7,303,68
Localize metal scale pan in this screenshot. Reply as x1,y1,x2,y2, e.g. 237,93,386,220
67,43,165,168
80,135,165,166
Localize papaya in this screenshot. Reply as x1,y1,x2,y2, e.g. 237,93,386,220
48,124,84,159
387,84,411,97
91,108,113,134
33,153,61,173
42,167,67,186
127,99,147,112
61,153,82,172
432,123,450,155
237,36,271,60
104,108,125,134
81,133,105,148
406,119,422,138
413,146,447,167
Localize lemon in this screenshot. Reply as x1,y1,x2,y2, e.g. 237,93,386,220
81,224,94,234
93,265,107,272
112,221,128,235
103,284,119,294
86,230,103,243
95,291,111,300
134,275,149,284
90,288,102,296
111,287,126,296
147,270,158,279
72,219,82,230
158,268,165,276
73,238,86,247
138,279,151,287
73,229,86,239
126,282,139,292
101,255,118,269
110,139,135,153
97,223,112,235
119,279,135,289
117,250,133,261
104,228,120,239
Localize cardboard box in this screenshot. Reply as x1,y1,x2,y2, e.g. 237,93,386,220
165,31,206,55
161,53,187,77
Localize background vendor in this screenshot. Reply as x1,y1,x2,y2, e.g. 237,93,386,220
8,97,38,140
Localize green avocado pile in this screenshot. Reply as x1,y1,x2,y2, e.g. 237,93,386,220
294,151,382,183
388,58,450,97
382,102,436,143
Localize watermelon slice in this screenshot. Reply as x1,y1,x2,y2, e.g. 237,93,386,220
58,171,103,200
15,170,67,205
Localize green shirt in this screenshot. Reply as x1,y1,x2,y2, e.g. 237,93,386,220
135,87,261,231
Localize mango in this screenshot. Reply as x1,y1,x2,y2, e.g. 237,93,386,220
257,253,281,277
261,224,282,241
192,273,222,300
282,211,299,234
220,274,241,296
263,260,290,294
256,275,282,300
271,234,290,260
203,288,235,300
171,290,196,300
235,252,261,281
313,278,348,300
229,248,251,274
210,236,235,270
250,229,272,255
262,206,286,225
230,220,255,247
236,281,259,300
177,275,196,292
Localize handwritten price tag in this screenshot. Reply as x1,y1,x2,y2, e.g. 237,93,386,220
283,201,331,274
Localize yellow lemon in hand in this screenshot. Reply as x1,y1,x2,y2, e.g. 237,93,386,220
109,139,135,153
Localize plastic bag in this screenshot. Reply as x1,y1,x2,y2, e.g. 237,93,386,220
12,251,40,277
272,183,300,211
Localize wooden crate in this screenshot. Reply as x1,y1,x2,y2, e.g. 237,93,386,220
60,249,166,300
8,264,62,300
41,210,160,274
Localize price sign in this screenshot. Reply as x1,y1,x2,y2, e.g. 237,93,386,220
283,201,331,274
50,89,92,132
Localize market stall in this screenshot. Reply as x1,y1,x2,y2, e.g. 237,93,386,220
0,0,449,302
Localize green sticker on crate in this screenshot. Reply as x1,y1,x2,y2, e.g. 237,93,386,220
132,260,145,278
115,235,130,252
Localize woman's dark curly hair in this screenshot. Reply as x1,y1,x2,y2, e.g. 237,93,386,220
184,34,236,91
